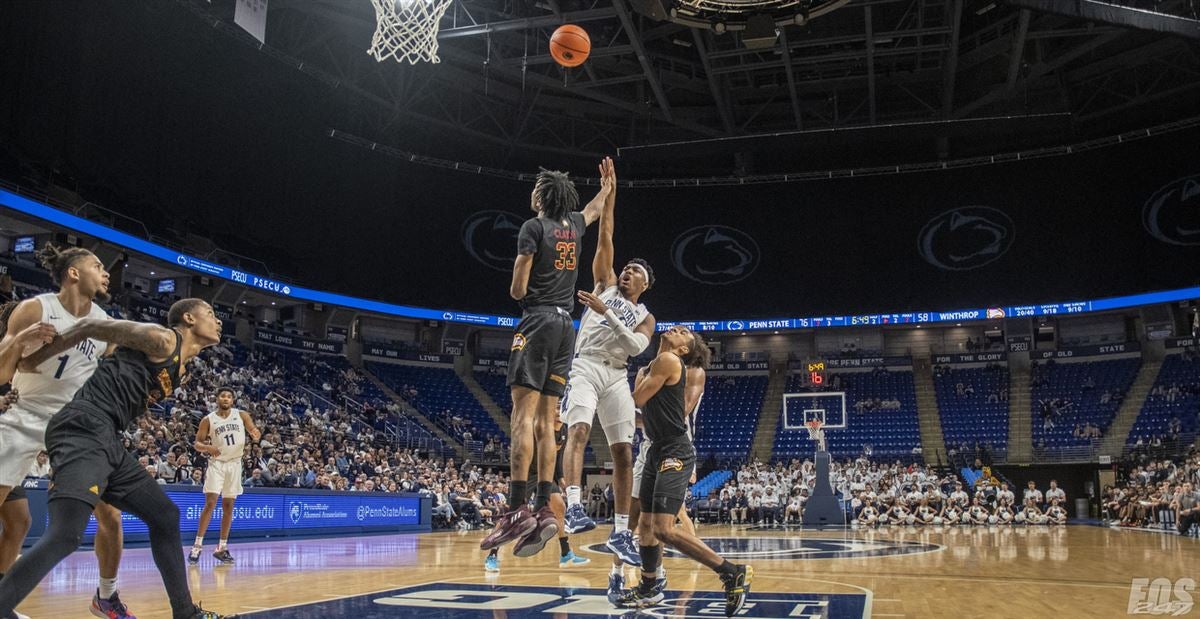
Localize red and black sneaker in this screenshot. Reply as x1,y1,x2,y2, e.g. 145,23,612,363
480,506,536,551
512,506,559,558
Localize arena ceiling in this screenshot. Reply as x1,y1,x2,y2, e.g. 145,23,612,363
208,0,1200,174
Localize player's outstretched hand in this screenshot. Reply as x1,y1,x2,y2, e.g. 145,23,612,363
598,156,615,194
577,290,608,314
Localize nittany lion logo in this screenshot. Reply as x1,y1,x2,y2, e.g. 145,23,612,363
1142,174,1200,246
671,225,760,285
918,206,1015,271
289,502,303,525
462,210,525,272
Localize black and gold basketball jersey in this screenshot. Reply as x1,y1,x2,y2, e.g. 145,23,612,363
74,330,184,429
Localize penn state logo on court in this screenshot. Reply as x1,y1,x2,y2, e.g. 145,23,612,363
670,225,760,285
586,536,940,560
918,206,1015,271
1142,174,1200,246
462,210,524,271
289,502,303,525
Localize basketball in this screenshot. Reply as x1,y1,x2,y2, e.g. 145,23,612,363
550,24,590,67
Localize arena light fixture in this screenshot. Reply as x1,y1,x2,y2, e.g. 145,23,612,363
639,0,851,33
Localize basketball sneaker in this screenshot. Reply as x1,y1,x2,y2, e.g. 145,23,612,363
480,506,536,551
605,529,641,567
185,603,238,618
484,554,500,572
212,549,235,565
187,546,202,565
563,503,596,534
90,589,137,619
512,506,558,558
606,570,625,605
612,583,665,608
558,550,590,567
720,564,753,617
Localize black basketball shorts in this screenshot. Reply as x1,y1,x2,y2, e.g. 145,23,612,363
507,307,576,398
3,485,26,502
639,439,696,515
44,401,157,508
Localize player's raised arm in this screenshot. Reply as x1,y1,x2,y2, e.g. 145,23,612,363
580,156,614,227
19,318,175,371
633,352,681,408
592,157,617,292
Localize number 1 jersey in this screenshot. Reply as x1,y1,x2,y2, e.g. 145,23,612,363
9,293,110,420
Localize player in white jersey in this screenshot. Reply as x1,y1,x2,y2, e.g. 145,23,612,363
561,169,656,570
0,245,135,619
189,387,260,565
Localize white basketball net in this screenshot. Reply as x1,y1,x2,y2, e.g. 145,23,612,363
368,0,453,65
806,421,826,452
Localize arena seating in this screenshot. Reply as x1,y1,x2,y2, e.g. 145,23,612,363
933,365,1010,454
692,374,768,459
473,369,512,414
1030,357,1140,448
774,369,921,459
367,362,507,445
691,469,733,498
1126,352,1200,447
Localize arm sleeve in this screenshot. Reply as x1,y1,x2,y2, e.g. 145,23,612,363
517,220,541,256
603,309,650,357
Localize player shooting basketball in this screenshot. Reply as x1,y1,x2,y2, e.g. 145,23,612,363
560,157,656,571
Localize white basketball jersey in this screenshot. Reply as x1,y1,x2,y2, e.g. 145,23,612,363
208,409,247,462
9,294,110,419
574,286,649,362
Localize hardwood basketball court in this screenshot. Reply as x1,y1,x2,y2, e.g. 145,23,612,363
13,524,1197,618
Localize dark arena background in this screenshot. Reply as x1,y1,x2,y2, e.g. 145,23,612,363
1,0,1199,617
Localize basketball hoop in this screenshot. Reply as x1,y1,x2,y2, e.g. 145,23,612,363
805,420,827,453
368,0,453,65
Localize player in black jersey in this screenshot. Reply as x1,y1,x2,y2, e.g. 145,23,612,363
481,157,614,557
0,299,234,619
616,326,752,617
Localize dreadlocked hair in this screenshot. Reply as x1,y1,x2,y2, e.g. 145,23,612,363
36,243,93,286
0,301,19,340
683,332,711,370
533,168,579,221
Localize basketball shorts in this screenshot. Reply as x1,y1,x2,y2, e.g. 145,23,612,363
4,485,26,502
631,438,694,500
507,307,576,398
204,459,245,498
638,439,695,515
562,357,636,446
0,403,53,487
44,401,157,508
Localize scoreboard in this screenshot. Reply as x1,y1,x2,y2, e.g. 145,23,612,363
804,360,827,386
